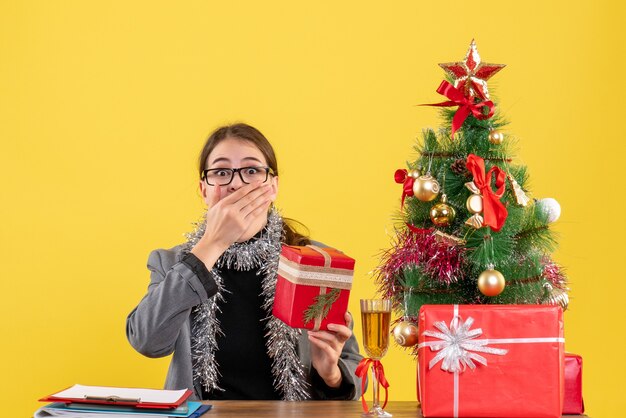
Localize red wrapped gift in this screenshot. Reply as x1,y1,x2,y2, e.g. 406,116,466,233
417,304,564,418
272,244,354,331
563,353,584,414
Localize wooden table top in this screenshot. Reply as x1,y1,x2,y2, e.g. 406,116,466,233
201,400,587,417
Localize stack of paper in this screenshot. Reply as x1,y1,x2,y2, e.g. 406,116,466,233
35,385,211,418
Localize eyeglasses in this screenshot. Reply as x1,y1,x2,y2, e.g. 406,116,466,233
201,166,274,186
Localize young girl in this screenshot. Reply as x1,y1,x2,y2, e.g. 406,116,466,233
126,123,363,401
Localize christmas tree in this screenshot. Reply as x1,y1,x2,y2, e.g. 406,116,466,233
376,40,568,350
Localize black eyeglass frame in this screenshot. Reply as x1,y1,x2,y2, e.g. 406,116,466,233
201,166,274,186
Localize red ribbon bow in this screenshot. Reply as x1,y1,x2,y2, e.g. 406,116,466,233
466,154,508,231
355,358,390,412
423,80,495,137
406,223,433,235
395,169,415,208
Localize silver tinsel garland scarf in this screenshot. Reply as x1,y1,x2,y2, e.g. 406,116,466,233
183,208,310,400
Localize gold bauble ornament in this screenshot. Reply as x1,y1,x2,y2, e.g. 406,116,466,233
413,174,440,202
466,193,483,214
477,269,506,297
430,194,456,227
393,320,419,347
488,130,504,145
408,169,420,178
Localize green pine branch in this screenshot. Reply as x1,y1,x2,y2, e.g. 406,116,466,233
303,288,341,325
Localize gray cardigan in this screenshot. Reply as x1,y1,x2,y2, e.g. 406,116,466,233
126,245,363,400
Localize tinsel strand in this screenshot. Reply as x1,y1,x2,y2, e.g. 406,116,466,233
258,214,310,400
190,273,226,393
541,257,568,290
184,208,310,400
375,228,466,294
420,151,512,162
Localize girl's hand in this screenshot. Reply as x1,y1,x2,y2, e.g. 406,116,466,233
307,312,353,388
191,181,273,268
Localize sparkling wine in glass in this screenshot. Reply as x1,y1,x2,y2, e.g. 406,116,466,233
360,299,392,418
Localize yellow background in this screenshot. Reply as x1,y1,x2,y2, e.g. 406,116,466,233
1,1,624,417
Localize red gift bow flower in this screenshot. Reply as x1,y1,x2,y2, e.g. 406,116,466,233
355,358,390,412
423,80,495,137
394,169,414,208
466,154,508,231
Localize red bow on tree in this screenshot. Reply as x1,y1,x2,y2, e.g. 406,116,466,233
423,80,495,137
466,154,508,231
394,169,414,208
355,358,390,413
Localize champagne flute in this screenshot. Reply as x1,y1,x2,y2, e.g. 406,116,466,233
360,299,392,418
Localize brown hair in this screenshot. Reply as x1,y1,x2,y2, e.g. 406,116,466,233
199,123,310,246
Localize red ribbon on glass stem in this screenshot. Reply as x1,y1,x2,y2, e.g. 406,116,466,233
394,169,414,208
355,358,389,412
466,153,508,232
423,80,495,137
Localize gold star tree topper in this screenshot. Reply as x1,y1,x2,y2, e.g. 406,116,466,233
439,39,505,100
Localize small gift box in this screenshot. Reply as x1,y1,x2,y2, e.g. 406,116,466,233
272,244,354,331
417,304,564,418
563,353,584,415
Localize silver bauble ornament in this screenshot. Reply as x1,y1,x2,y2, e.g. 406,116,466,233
537,198,561,223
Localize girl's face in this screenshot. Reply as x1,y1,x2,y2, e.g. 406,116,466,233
199,137,279,205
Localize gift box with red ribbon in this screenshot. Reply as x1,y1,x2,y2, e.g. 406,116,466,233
417,304,565,418
563,353,584,415
272,245,354,331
